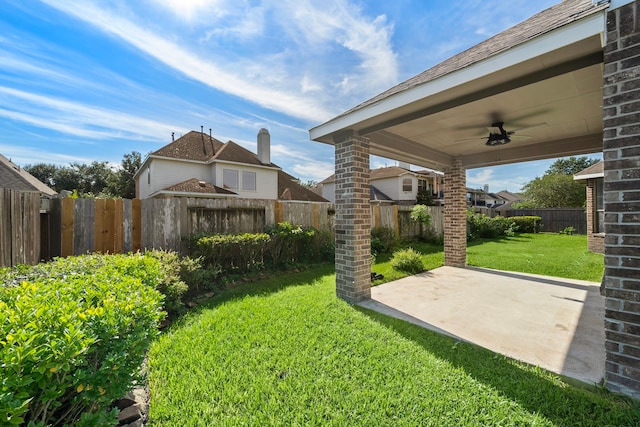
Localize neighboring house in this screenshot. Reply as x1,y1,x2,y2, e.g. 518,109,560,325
319,164,444,205
494,190,527,213
0,153,56,197
467,186,509,209
574,161,604,253
135,129,327,203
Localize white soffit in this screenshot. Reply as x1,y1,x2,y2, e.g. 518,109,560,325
310,11,606,142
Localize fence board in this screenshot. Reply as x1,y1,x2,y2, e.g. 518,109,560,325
122,199,132,252
132,198,141,252
0,189,10,266
72,198,93,255
61,197,74,256
506,208,586,234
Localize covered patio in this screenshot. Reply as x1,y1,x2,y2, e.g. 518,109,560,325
359,266,605,386
310,0,640,398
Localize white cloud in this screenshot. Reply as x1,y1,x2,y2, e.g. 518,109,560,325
290,161,335,182
0,144,92,166
0,86,185,141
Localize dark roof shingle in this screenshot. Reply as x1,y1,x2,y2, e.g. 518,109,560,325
0,153,57,196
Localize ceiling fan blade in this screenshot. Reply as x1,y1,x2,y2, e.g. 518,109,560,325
513,122,548,133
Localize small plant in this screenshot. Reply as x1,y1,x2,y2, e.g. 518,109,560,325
410,205,432,241
371,226,399,254
390,248,425,274
560,226,576,235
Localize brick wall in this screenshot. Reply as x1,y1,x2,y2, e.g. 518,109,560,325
586,179,605,254
602,0,640,399
443,158,466,267
334,133,371,303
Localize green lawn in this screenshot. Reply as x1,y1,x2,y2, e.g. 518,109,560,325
147,235,635,426
466,233,604,282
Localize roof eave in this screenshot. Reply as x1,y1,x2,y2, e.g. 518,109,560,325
309,10,606,144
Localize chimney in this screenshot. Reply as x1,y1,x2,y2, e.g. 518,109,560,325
257,128,270,164
484,184,489,193
398,161,410,170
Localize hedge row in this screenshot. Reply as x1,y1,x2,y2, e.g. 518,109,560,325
467,212,542,240
0,254,165,426
185,222,334,275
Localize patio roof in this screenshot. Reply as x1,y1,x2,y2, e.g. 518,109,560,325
310,0,608,171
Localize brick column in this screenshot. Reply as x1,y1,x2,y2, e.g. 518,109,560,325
602,0,640,399
334,132,371,303
444,157,466,267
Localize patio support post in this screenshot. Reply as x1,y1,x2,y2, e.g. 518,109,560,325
444,157,466,267
333,131,371,303
602,0,640,399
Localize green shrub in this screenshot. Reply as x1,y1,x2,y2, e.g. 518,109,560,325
467,212,517,240
185,223,335,275
371,226,399,255
390,248,425,274
187,233,270,274
507,216,542,233
0,254,164,426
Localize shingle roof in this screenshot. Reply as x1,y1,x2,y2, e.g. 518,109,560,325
162,178,236,195
371,185,393,201
152,131,225,161
574,160,604,179
0,153,57,196
340,0,607,117
152,131,279,169
278,170,329,202
320,166,415,184
213,140,277,168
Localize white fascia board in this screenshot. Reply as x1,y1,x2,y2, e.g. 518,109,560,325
310,12,606,141
574,172,604,180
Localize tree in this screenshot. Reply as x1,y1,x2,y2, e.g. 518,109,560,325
24,163,58,188
518,173,587,208
545,156,599,176
516,156,598,208
108,151,141,199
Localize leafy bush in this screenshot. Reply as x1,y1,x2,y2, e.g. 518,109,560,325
371,226,399,255
508,216,542,233
390,248,425,274
185,223,335,275
0,254,164,426
467,212,517,240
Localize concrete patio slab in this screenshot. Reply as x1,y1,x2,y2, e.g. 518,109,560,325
358,266,605,386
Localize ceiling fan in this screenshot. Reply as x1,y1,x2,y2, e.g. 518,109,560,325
456,119,548,147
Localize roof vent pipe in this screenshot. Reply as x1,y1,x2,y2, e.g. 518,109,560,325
172,132,175,141
257,128,270,164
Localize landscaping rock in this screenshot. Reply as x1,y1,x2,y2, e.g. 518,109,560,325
117,404,142,425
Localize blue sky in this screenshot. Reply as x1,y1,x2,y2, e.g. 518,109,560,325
0,0,601,193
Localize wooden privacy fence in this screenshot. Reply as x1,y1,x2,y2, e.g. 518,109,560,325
0,189,41,267
1,193,446,267
505,208,587,234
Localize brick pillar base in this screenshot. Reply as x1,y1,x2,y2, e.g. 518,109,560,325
334,132,371,303
444,158,466,267
602,0,640,399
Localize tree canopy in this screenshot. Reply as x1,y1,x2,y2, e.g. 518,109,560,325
24,151,142,199
515,156,599,209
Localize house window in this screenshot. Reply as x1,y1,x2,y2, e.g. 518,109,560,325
242,171,256,191
223,169,238,189
147,167,150,186
402,178,412,192
595,178,604,233
418,179,429,193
